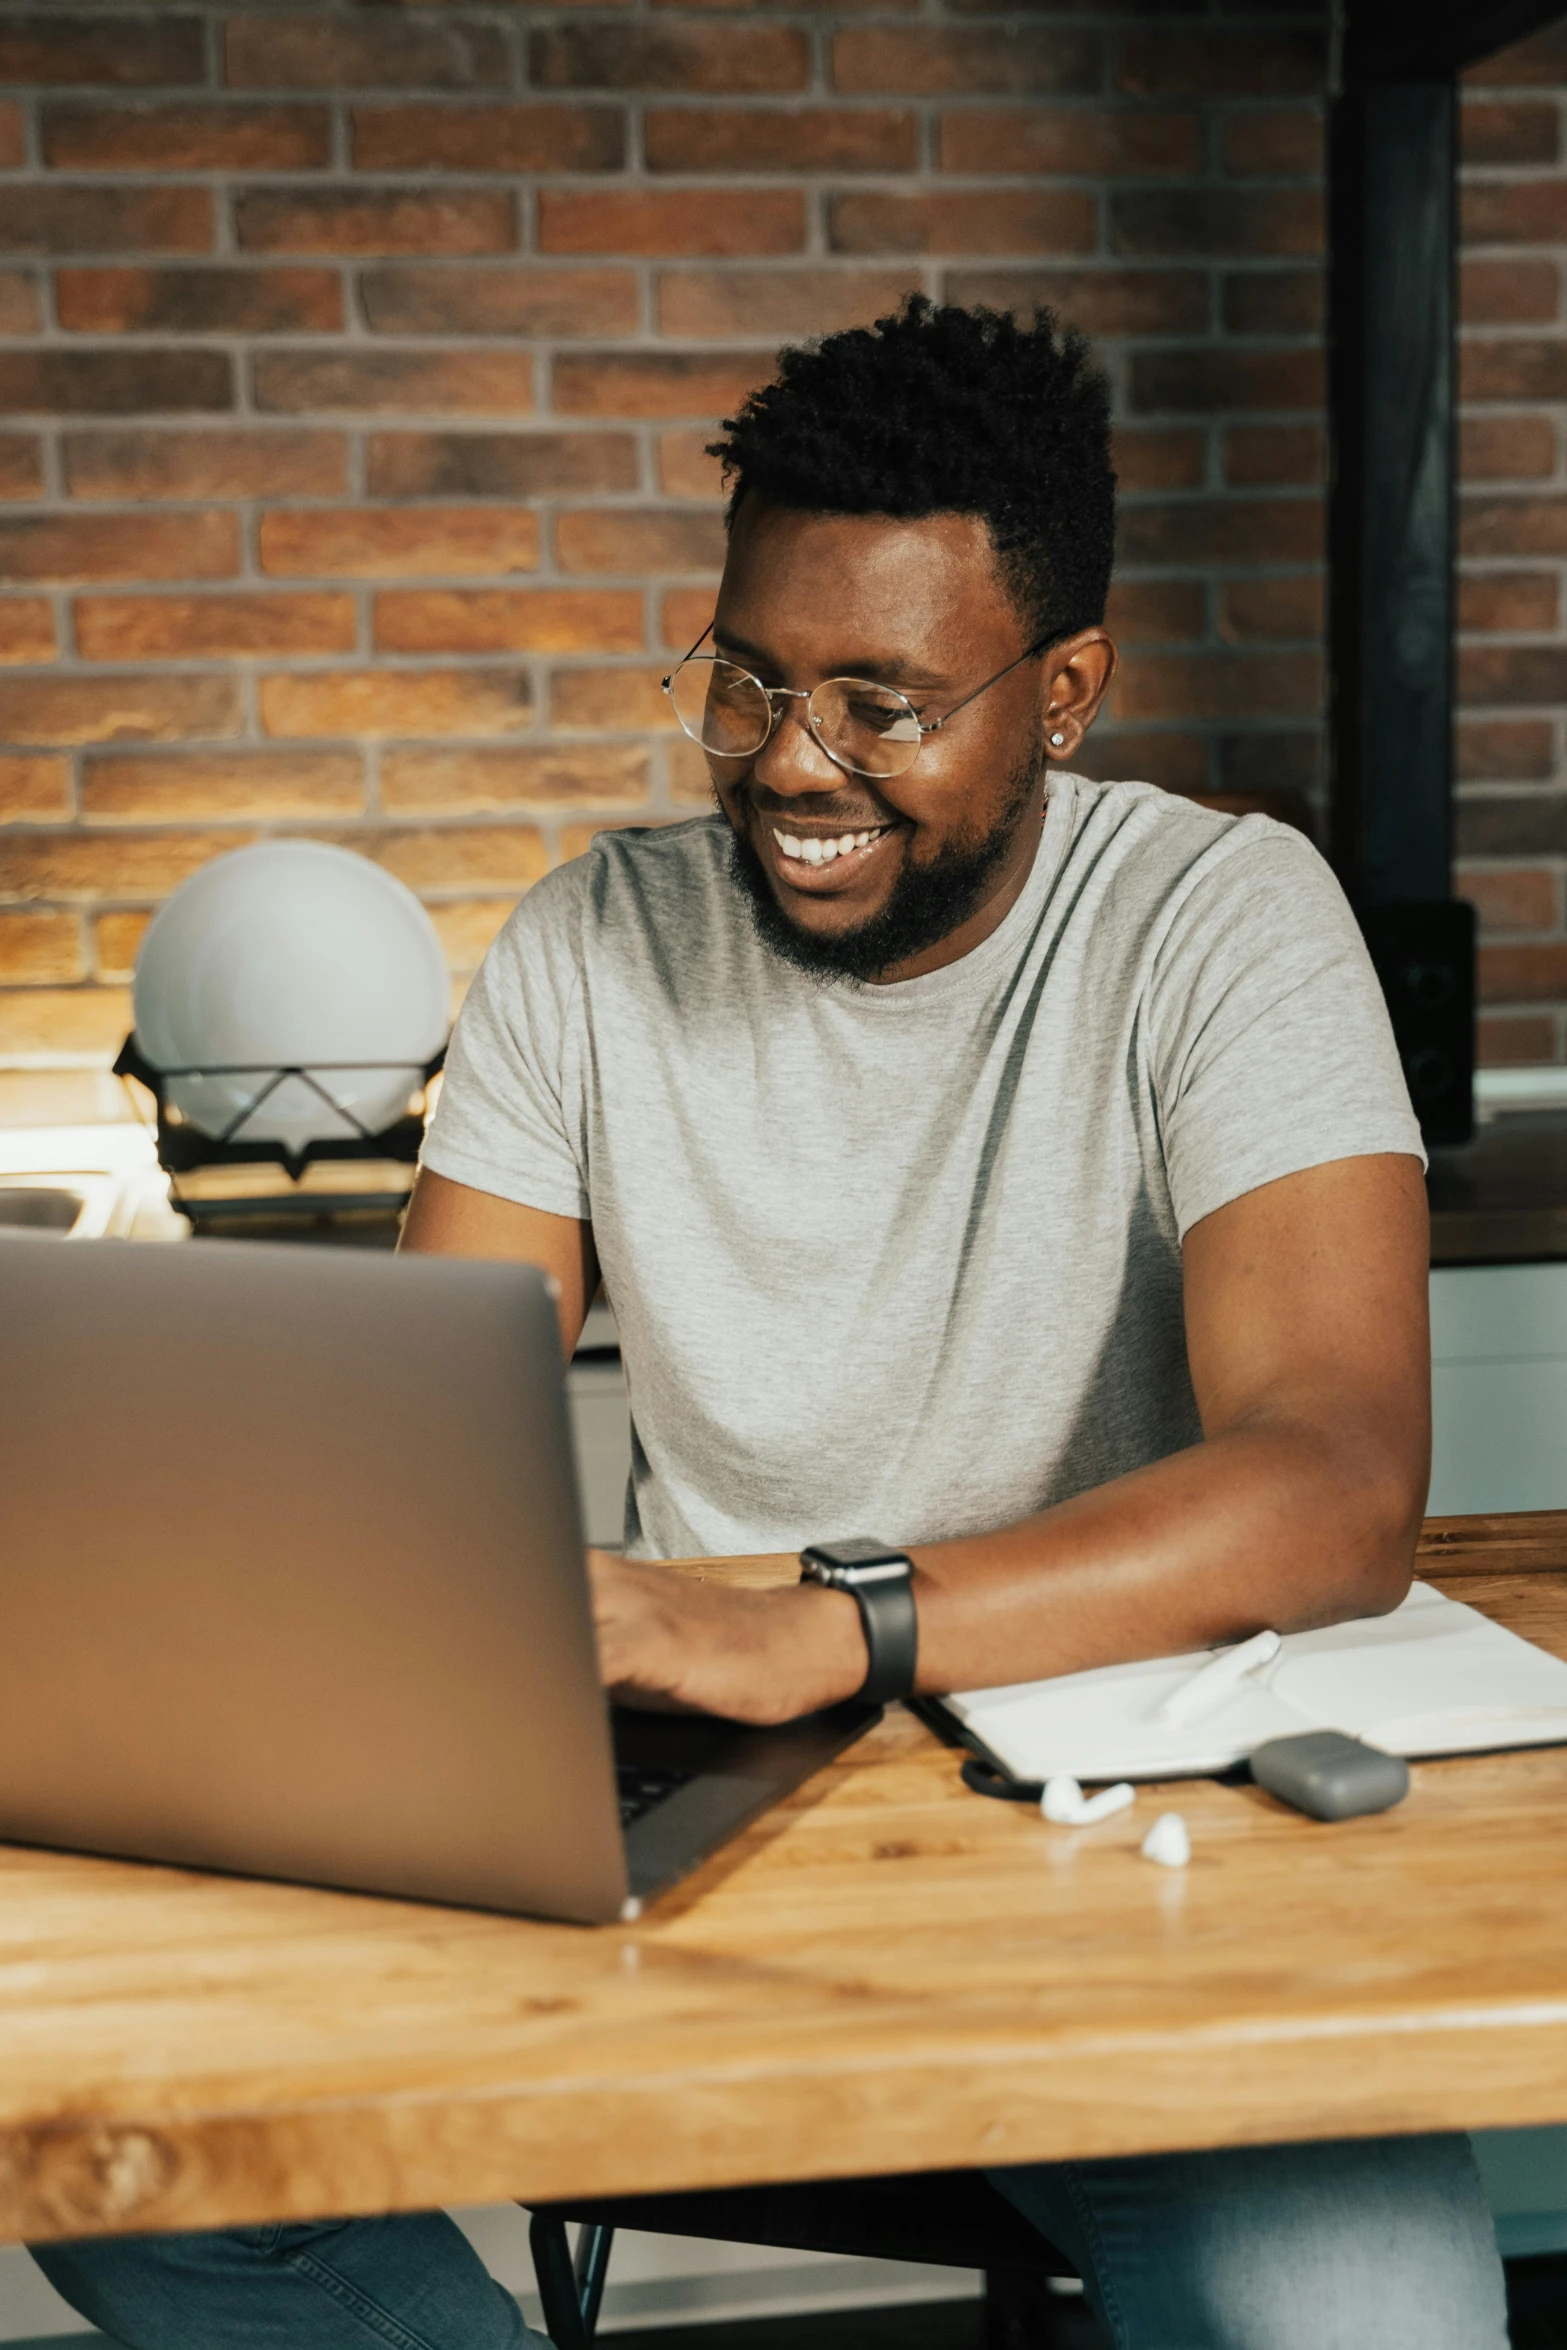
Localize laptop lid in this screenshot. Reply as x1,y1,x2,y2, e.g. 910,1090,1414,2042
0,1233,630,1924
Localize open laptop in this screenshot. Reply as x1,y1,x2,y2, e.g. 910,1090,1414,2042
0,1233,876,1924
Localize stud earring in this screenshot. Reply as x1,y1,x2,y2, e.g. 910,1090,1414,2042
1049,731,1066,747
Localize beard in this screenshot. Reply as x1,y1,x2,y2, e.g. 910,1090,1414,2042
723,736,1044,986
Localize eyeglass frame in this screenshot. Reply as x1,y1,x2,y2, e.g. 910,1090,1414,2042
660,623,1056,780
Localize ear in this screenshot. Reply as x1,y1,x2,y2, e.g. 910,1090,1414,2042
1040,629,1117,763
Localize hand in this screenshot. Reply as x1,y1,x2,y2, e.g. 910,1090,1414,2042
587,1551,868,1726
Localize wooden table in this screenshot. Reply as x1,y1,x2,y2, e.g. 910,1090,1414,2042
2,1513,1567,2249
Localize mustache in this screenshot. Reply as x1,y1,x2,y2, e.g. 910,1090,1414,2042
731,779,893,830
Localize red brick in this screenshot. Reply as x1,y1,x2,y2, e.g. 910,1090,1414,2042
0,511,237,585
1119,32,1322,98
373,589,642,655
252,350,536,416
1460,101,1559,166
0,675,240,751
1112,651,1321,724
1458,572,1559,634
1479,942,1567,1001
666,734,716,805
0,985,131,1058
556,508,724,574
1461,257,1559,326
43,102,331,171
1457,720,1555,780
1225,423,1325,487
648,106,915,175
832,27,1100,97
1112,428,1204,493
1105,579,1204,644
1217,575,1322,643
940,106,1199,176
540,186,804,259
1466,22,1567,83
359,826,550,893
944,266,1206,337
1459,416,1557,482
0,102,20,168
260,669,532,741
832,189,1096,258
366,430,636,498
0,435,41,501
352,104,624,174
1222,108,1323,177
0,351,232,416
1119,498,1323,566
0,272,38,335
237,188,515,258
1222,269,1324,334
1460,865,1560,931
1460,645,1567,704
226,17,508,92
532,24,809,95
382,744,650,813
424,897,517,973
63,427,346,501
57,267,343,335
0,597,53,663
262,507,539,581
1464,340,1567,401
0,754,69,822
1113,188,1321,260
1477,1011,1558,1065
1073,727,1209,794
1462,495,1567,555
553,351,767,419
82,752,363,824
659,431,725,500
661,265,919,339
0,18,204,87
0,186,211,255
661,587,717,650
0,829,243,898
0,910,82,984
76,591,356,662
1128,348,1325,414
359,266,635,337
550,667,679,729
91,908,150,978
66,425,343,502
1459,795,1567,855
1462,182,1567,246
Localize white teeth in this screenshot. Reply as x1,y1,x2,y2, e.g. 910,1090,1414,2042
771,825,884,865
836,834,856,856
802,836,824,864
856,831,871,848
777,832,801,857
820,838,840,861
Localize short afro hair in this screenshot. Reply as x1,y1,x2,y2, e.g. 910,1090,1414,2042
709,296,1116,647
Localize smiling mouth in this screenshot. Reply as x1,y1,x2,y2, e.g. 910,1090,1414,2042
771,825,891,867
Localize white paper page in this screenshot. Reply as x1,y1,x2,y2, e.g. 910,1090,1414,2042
943,1582,1567,1784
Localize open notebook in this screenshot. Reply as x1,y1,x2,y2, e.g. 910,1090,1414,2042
940,1581,1567,1785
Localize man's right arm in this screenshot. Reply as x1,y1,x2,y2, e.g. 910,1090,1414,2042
398,1168,599,1358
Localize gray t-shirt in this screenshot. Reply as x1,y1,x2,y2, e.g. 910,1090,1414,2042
423,776,1423,1561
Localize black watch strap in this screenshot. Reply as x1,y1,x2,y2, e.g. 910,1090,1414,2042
798,1538,918,1706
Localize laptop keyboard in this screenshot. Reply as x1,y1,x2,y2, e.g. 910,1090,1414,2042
617,1761,695,1829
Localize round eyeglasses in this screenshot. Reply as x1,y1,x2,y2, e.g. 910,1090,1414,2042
662,628,1052,782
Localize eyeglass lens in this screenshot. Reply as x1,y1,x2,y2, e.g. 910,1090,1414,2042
666,658,923,780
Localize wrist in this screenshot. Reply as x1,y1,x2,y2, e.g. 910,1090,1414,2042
789,1583,869,1709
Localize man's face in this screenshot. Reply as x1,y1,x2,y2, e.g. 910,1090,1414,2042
705,499,1103,984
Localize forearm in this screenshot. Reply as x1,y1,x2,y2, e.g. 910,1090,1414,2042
903,1409,1424,1696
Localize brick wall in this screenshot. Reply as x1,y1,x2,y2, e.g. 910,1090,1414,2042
0,2,1556,1122
1460,22,1567,1071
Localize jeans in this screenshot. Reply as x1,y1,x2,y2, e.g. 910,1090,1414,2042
32,2131,1507,2350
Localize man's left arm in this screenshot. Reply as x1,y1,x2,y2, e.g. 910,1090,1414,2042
591,1150,1430,1722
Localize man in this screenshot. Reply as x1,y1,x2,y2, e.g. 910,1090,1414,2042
34,301,1507,2347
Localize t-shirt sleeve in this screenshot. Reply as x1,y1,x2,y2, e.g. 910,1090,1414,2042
419,864,591,1221
1148,822,1425,1238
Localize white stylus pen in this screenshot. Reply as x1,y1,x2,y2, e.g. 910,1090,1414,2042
1155,1628,1282,1726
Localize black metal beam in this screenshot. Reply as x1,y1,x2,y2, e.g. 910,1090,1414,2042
1347,0,1563,81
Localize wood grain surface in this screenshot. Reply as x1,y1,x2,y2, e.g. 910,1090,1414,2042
0,1513,1565,2247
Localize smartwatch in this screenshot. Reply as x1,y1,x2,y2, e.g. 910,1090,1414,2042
798,1538,918,1706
